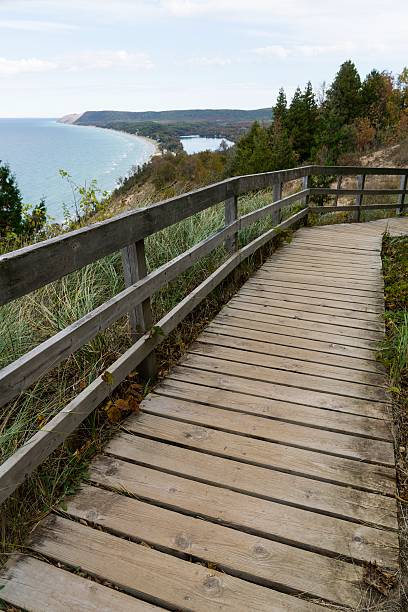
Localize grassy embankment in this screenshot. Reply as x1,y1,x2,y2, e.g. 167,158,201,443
0,184,302,567
381,233,408,605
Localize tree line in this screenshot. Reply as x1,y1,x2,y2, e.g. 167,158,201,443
229,60,408,174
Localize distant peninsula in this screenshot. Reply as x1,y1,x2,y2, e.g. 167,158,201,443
59,108,271,153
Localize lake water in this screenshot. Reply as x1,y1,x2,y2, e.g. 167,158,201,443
0,118,156,221
180,136,233,154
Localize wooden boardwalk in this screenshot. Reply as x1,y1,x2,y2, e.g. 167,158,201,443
2,217,407,611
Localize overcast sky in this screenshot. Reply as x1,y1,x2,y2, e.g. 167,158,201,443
1,0,408,117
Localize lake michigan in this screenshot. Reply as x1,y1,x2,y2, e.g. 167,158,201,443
0,119,232,222
0,118,157,222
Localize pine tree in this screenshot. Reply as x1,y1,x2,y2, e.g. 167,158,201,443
273,88,288,126
325,60,362,125
0,161,23,236
285,83,318,161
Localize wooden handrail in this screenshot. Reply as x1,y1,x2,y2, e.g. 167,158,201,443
0,163,407,505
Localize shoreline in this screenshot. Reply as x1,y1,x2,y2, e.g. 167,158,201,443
100,126,161,158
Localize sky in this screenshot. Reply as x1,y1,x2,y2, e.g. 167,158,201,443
1,0,408,117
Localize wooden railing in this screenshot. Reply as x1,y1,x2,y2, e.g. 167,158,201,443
0,164,407,504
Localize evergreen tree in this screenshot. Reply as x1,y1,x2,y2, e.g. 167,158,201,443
286,82,318,161
325,60,362,125
272,88,288,126
0,161,23,236
230,122,273,175
268,121,297,170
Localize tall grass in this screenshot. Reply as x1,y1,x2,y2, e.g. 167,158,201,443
0,188,302,563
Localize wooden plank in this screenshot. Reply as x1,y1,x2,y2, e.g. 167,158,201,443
230,296,383,333
0,208,308,504
194,334,385,386
102,436,398,537
216,310,381,353
141,393,392,464
275,245,380,261
225,304,382,343
261,263,381,281
0,554,159,611
247,276,383,302
66,484,367,607
179,351,388,404
253,271,383,293
155,377,392,440
29,515,325,612
169,364,388,420
237,288,383,320
124,412,394,492
239,285,383,313
208,320,384,369
244,279,384,308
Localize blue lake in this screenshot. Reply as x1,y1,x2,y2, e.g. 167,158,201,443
181,135,233,154
0,118,156,221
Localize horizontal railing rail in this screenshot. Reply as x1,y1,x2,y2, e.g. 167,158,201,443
0,163,407,504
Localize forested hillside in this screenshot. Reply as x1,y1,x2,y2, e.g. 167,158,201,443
113,61,408,206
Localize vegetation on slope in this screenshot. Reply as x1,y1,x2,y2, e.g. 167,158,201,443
381,234,408,607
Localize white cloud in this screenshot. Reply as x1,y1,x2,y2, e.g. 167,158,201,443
0,19,78,31
180,56,232,67
254,43,356,59
64,50,153,72
0,50,153,77
0,57,57,75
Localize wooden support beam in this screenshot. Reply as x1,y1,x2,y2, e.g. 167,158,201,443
121,240,156,380
224,195,238,253
272,182,283,225
355,174,366,222
397,173,408,214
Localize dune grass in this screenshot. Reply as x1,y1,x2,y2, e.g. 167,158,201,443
0,188,305,566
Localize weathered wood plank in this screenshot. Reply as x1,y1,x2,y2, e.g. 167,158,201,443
65,484,366,607
0,554,158,611
224,304,382,344
102,436,398,538
237,288,383,320
244,279,384,309
29,515,326,612
141,393,392,464
155,377,392,440
124,412,394,492
193,334,385,386
253,270,383,294
169,364,388,420
179,350,388,404
208,319,384,369
230,296,384,332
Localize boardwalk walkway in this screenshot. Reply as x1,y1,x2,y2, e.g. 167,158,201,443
2,217,407,611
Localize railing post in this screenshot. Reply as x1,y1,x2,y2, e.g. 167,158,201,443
272,181,283,225
355,174,366,222
224,194,238,253
334,175,342,207
302,174,310,225
397,173,408,214
121,239,157,380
